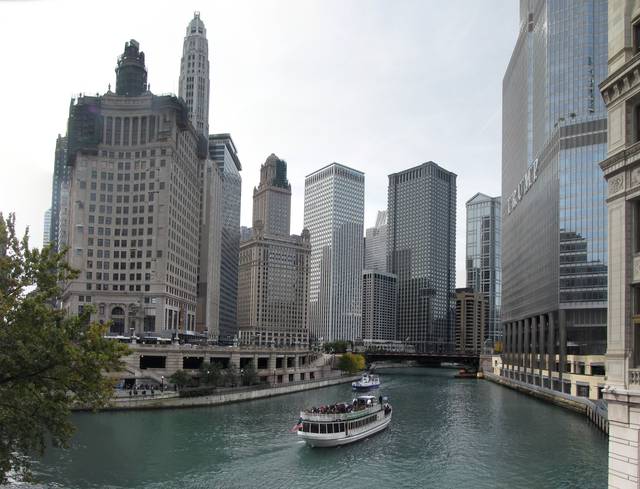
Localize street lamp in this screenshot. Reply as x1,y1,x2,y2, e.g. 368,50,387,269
161,375,164,392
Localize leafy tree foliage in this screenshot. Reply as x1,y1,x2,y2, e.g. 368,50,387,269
337,353,366,374
169,369,191,389
222,364,239,387
241,361,258,386
0,213,128,483
199,361,222,386
323,340,351,353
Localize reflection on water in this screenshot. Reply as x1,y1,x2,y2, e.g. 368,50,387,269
26,368,607,489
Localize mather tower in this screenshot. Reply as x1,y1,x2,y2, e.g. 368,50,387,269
178,12,210,138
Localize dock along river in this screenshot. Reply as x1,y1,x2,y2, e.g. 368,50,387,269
27,368,607,488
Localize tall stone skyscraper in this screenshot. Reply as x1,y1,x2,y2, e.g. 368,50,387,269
49,134,68,251
501,1,608,392
387,162,457,353
364,210,388,272
304,163,364,343
62,40,207,337
465,193,501,345
178,12,210,138
252,154,291,236
237,155,310,347
178,13,222,338
209,133,242,342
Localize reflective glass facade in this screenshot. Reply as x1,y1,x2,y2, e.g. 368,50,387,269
387,162,457,353
502,0,607,356
465,193,501,345
209,134,242,341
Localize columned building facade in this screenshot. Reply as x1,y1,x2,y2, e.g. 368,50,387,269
387,162,457,353
62,40,207,338
501,0,608,399
600,1,640,487
304,163,364,343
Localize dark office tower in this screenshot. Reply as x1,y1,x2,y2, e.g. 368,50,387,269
465,193,501,346
501,1,608,393
209,134,242,342
387,162,457,353
115,39,147,97
49,134,68,251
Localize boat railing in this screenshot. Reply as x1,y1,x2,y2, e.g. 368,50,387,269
300,405,379,422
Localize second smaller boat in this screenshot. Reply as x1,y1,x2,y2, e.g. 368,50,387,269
352,373,381,390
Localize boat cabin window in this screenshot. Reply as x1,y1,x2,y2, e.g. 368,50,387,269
320,424,326,434
310,423,319,434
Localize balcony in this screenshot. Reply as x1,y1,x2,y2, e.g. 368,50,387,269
629,369,640,386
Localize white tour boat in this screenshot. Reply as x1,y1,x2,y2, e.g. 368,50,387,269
351,373,381,390
294,395,392,447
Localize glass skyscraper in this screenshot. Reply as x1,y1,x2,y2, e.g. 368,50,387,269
387,162,457,353
209,134,242,342
502,0,608,388
465,193,501,345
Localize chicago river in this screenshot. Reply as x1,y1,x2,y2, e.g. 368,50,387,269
30,369,606,488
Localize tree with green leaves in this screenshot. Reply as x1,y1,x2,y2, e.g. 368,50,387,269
199,361,222,386
223,364,239,387
241,361,258,386
169,369,191,389
0,213,128,483
337,353,366,374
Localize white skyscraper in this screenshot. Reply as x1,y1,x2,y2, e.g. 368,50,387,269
304,163,364,343
178,12,210,138
178,13,221,338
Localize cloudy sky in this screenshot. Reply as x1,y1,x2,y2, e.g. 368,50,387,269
0,0,518,286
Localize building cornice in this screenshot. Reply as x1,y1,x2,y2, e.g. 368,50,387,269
600,52,640,107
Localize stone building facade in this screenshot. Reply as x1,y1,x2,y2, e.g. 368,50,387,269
62,40,207,338
600,1,640,487
454,288,486,355
237,155,310,347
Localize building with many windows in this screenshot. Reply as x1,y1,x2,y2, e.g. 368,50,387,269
599,1,640,485
387,162,457,353
465,193,501,346
500,0,608,396
304,163,364,343
43,208,52,248
237,155,310,346
49,135,68,251
364,210,388,272
252,154,291,237
362,270,397,342
455,287,486,355
178,12,210,138
61,39,207,338
209,133,242,342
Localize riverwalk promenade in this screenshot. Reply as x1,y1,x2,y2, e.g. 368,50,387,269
87,373,359,411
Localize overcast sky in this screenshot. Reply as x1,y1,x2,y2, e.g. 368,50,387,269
0,0,518,287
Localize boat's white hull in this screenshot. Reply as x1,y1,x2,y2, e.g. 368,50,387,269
298,413,392,448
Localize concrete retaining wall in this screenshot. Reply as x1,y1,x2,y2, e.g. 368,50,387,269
87,374,359,411
485,371,609,434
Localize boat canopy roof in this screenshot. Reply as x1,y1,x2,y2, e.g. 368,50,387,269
357,395,376,401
